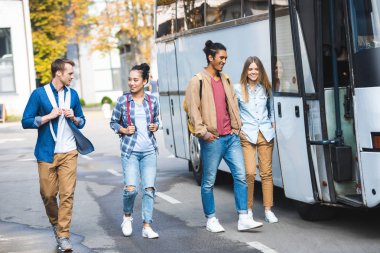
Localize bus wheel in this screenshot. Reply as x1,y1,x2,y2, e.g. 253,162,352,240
189,134,202,186
293,201,336,221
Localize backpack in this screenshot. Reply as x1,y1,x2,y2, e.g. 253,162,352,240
183,73,230,134
122,93,153,126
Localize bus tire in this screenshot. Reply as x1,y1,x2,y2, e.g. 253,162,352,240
293,201,336,221
189,134,202,186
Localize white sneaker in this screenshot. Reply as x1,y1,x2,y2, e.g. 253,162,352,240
247,209,253,219
121,216,133,236
265,210,279,223
238,214,263,231
142,227,159,239
206,217,225,233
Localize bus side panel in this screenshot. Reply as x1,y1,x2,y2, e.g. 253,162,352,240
157,43,176,155
354,87,380,207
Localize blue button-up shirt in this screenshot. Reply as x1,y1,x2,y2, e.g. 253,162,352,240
110,93,160,158
234,83,275,144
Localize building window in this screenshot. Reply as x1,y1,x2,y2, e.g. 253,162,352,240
206,0,241,25
243,0,268,17
0,28,15,93
156,0,177,38
177,0,205,32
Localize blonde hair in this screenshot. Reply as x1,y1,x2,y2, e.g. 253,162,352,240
239,56,271,103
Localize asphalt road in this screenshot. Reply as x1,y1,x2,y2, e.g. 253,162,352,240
0,110,380,253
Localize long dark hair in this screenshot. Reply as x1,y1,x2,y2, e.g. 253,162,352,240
203,40,226,64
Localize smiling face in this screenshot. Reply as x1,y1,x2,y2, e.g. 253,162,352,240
208,49,227,73
128,70,147,94
247,61,259,83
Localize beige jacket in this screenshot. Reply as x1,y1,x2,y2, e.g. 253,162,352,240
184,69,242,139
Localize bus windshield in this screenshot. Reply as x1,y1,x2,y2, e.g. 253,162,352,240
349,0,380,52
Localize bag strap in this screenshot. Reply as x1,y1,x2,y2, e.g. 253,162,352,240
44,84,71,142
147,95,153,124
195,73,203,100
126,94,132,126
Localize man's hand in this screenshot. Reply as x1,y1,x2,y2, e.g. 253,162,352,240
148,123,158,132
63,108,74,121
206,134,218,142
48,108,62,120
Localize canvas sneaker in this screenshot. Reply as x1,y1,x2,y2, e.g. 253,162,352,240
265,210,279,223
121,216,133,236
206,217,225,233
142,227,159,239
238,214,263,231
247,209,253,219
57,237,73,252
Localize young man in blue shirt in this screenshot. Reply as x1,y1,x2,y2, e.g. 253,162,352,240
22,58,86,252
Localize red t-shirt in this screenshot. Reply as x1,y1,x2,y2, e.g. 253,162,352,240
211,77,232,135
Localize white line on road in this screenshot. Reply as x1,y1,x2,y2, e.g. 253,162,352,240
247,242,278,253
0,138,24,144
156,192,181,204
80,155,93,160
19,158,36,162
107,169,122,177
167,155,175,158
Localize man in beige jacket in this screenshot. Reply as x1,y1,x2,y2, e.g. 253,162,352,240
185,40,263,233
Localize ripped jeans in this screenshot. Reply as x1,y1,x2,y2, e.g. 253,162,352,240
121,150,157,224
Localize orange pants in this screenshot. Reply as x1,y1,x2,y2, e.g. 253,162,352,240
241,132,274,210
38,150,78,238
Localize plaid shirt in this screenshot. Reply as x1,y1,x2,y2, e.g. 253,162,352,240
110,93,160,158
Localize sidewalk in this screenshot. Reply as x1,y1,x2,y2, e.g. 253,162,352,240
0,121,21,129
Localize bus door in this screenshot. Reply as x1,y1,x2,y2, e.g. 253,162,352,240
270,2,317,204
347,0,380,208
164,41,187,159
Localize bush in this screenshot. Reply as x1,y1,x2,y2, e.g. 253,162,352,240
80,98,86,106
101,96,113,105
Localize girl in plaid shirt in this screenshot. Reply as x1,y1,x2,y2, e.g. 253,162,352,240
110,63,160,239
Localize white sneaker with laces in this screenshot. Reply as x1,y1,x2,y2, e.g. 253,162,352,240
142,227,159,239
238,214,263,231
265,210,279,223
121,216,133,236
206,217,225,233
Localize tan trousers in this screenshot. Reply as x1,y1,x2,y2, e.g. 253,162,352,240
38,150,78,238
241,131,274,210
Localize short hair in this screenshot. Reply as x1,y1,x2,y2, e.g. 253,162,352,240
203,40,227,64
131,63,150,81
51,59,75,78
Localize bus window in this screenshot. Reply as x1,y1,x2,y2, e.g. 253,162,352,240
156,0,176,38
206,0,241,26
273,6,298,94
177,0,205,32
0,28,15,93
243,0,268,17
349,0,380,52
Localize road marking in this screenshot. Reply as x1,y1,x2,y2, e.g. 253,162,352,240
0,235,10,241
107,169,122,177
167,154,175,158
0,138,24,144
247,242,277,253
156,192,181,204
19,158,36,162
80,155,93,160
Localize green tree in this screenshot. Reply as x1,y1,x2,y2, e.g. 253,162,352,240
29,0,93,85
91,0,154,64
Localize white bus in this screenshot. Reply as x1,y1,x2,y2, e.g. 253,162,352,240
155,0,380,220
